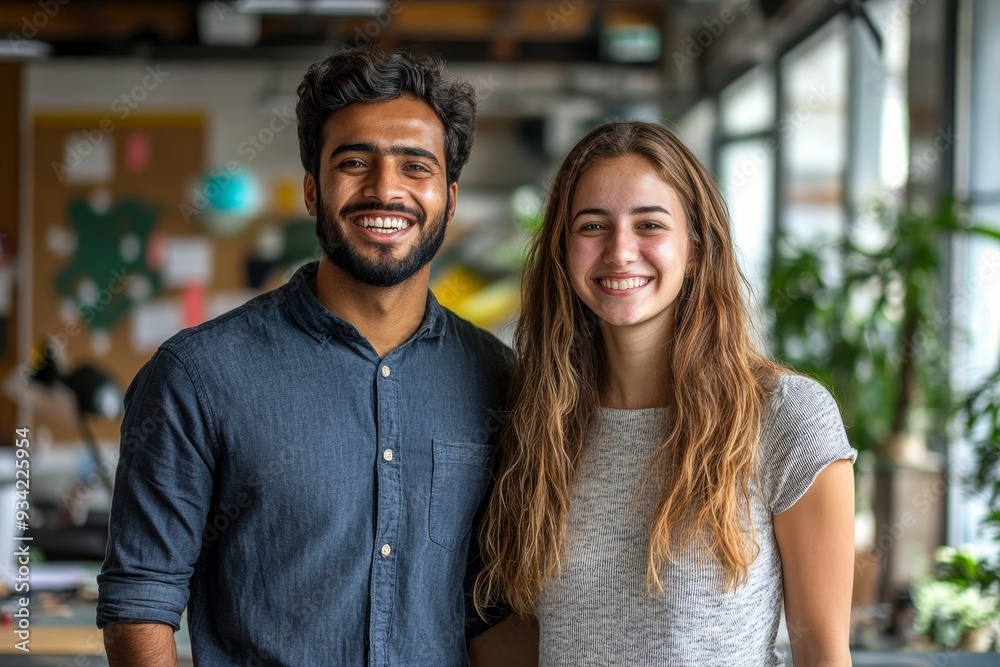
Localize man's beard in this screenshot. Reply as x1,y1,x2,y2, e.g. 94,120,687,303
315,190,449,288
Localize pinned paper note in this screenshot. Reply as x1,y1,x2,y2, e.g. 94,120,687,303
131,299,182,351
62,133,114,184
181,283,206,328
162,236,213,288
125,131,151,173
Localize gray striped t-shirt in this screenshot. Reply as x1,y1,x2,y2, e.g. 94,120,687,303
535,374,857,666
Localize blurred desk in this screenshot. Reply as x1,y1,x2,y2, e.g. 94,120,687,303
1,563,191,666
0,658,107,666
0,599,106,664
0,627,104,656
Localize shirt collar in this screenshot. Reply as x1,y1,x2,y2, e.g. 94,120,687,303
283,261,448,345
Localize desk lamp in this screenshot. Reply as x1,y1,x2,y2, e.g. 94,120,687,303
29,341,121,493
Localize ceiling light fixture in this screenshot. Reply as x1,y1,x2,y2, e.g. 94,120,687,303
309,0,387,14
0,39,52,60
237,0,388,15
237,0,306,14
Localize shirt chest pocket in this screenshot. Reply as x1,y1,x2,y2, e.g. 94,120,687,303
428,440,493,550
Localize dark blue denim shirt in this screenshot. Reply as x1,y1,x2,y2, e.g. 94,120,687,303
98,261,511,666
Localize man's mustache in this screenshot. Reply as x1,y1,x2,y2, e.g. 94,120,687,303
339,202,425,224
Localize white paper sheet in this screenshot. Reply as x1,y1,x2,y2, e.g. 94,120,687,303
62,132,114,184
162,236,213,288
130,299,182,351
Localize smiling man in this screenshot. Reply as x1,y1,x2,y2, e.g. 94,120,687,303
97,47,512,666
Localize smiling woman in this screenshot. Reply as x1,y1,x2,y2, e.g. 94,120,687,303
476,121,857,666
566,154,695,338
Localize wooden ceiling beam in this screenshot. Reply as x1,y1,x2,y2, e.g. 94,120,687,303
0,1,193,41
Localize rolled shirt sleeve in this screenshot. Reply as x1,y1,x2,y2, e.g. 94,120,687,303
97,346,218,629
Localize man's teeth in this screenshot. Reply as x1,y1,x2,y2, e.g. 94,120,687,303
359,216,411,233
599,277,650,290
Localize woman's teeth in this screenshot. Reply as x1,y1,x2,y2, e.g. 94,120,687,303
359,217,410,234
599,277,650,291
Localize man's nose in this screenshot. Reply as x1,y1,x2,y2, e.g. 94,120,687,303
362,162,404,202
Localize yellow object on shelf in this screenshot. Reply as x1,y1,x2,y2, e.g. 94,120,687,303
432,266,519,331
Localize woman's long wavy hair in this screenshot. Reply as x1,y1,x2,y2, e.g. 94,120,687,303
474,121,785,616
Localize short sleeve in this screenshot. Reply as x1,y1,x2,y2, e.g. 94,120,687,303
97,346,218,629
760,374,857,514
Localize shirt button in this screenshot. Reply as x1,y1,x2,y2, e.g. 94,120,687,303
380,543,391,558
382,449,394,462
380,365,390,378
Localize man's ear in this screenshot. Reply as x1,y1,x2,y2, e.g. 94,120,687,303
446,181,458,223
303,172,318,216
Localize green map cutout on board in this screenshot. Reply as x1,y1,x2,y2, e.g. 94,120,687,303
55,197,162,331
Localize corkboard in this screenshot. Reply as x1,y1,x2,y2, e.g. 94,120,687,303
30,113,214,443
0,64,21,443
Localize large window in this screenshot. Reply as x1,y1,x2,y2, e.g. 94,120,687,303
715,66,776,306
675,98,715,168
853,0,909,251
718,138,775,305
778,18,849,266
706,7,908,323
949,0,1000,552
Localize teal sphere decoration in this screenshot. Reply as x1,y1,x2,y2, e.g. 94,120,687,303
196,168,261,235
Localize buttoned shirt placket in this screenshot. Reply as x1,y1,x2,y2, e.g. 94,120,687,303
369,355,403,666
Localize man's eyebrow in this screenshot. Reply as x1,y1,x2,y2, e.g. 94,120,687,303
328,143,441,168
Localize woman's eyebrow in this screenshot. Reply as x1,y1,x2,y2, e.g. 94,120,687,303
572,207,610,221
571,205,673,220
631,205,672,217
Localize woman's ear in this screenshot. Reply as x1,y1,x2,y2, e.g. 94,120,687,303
684,245,699,277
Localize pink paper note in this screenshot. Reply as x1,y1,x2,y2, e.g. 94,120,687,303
125,131,151,173
181,283,206,328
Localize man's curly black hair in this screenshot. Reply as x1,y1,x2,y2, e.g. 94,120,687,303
296,45,477,185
